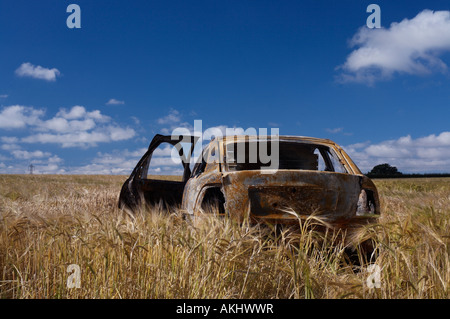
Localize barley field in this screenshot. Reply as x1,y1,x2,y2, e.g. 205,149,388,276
0,174,448,299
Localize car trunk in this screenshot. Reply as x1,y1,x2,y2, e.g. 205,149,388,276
222,170,361,223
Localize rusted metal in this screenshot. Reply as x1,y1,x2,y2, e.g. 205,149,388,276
119,134,380,228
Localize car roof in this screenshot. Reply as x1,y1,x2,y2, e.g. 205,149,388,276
212,135,337,146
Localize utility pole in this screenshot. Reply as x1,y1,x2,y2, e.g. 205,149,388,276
29,164,34,175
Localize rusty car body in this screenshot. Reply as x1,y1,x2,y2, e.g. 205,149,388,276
119,134,380,227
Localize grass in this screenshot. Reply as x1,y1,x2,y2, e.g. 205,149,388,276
0,175,448,299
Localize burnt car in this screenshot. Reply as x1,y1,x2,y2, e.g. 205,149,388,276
119,134,380,227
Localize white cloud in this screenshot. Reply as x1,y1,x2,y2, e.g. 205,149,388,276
56,105,110,122
11,150,52,160
0,141,64,174
326,127,344,134
0,105,45,129
1,136,19,143
157,109,197,136
338,10,450,84
0,105,135,148
344,131,450,173
68,142,189,175
56,105,87,120
69,148,146,175
40,117,97,133
15,62,61,81
0,94,8,98
157,109,181,125
1,143,20,151
22,126,135,148
130,116,140,125
108,126,136,141
106,98,125,105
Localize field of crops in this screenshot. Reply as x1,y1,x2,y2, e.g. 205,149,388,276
0,174,448,299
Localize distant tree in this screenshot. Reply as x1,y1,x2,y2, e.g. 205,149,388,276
367,163,403,177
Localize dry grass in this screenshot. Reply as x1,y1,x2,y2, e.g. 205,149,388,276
0,175,448,299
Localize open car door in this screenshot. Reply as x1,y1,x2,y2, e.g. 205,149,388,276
118,134,199,210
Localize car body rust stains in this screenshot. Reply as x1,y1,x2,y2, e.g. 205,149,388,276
119,134,380,229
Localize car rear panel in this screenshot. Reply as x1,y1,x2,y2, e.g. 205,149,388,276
222,170,361,223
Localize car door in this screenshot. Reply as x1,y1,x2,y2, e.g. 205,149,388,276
118,134,198,210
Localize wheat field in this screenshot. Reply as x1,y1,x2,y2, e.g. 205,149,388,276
0,174,448,299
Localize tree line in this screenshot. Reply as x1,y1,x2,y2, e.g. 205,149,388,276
366,163,450,178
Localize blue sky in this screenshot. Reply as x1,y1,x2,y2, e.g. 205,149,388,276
1,0,450,174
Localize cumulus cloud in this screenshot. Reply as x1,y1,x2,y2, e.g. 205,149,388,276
157,109,181,125
56,105,110,122
11,149,52,160
157,109,197,135
338,10,450,84
68,143,189,175
0,104,139,173
1,142,20,151
69,148,148,175
0,141,64,174
21,126,135,148
1,136,19,144
0,105,45,129
344,131,450,173
15,62,61,81
106,98,125,105
0,105,135,148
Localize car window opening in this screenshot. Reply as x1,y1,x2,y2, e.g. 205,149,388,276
225,141,347,173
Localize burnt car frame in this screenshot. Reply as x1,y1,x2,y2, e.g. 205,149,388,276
119,134,380,227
